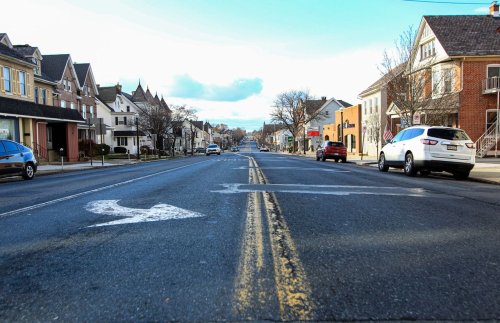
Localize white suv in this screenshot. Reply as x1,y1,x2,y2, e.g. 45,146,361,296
378,126,475,179
206,144,221,156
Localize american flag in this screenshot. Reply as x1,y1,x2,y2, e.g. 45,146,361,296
383,123,393,141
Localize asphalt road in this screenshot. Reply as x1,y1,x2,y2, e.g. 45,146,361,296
1,141,499,321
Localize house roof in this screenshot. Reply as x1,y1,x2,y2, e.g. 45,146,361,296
12,45,38,57
160,97,170,110
424,15,500,56
73,63,90,87
0,43,34,66
131,83,148,102
41,54,70,82
191,120,204,130
304,98,328,115
97,86,118,103
0,95,85,123
337,100,352,108
358,64,406,98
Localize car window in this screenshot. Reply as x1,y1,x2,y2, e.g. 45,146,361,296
2,141,20,153
427,128,470,140
327,142,344,147
0,142,5,154
401,128,424,141
208,144,217,148
392,130,405,143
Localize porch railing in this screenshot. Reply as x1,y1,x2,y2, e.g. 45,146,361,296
482,77,500,94
23,142,49,162
475,120,499,158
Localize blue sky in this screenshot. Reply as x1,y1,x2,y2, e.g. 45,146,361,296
3,0,492,130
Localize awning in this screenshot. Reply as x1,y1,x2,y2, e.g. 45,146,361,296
114,130,146,136
0,95,85,123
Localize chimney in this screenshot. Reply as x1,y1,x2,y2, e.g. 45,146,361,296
490,1,499,17
116,82,122,93
321,96,327,101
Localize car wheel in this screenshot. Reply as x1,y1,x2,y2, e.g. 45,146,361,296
206,153,209,156
334,158,339,163
378,153,389,172
22,162,35,180
316,155,320,161
420,170,431,176
217,153,220,155
453,170,470,180
404,152,417,177
321,154,326,162
341,157,346,163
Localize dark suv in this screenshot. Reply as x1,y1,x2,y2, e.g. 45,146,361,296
0,139,38,180
316,141,347,162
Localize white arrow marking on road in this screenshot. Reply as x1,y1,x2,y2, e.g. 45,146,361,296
86,200,205,228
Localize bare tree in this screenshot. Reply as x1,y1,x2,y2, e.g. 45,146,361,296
137,102,172,153
270,90,326,153
381,25,458,129
167,105,197,156
367,113,382,157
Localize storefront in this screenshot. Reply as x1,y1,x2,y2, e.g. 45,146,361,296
0,117,18,141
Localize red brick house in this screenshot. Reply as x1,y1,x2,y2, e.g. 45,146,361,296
390,2,500,156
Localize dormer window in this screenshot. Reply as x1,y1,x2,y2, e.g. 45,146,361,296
31,58,40,75
421,40,435,60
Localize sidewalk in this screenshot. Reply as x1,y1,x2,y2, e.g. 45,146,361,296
285,150,500,185
37,158,141,175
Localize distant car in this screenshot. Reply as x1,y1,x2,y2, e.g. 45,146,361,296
378,125,475,179
316,141,347,162
195,147,206,153
231,146,239,152
206,144,221,156
259,146,270,152
0,139,37,180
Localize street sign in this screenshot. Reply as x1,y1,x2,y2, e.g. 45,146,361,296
287,136,293,142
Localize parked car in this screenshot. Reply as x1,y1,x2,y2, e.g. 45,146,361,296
378,126,475,179
231,146,239,152
195,147,206,153
206,144,221,156
259,146,270,152
0,139,38,180
316,141,347,162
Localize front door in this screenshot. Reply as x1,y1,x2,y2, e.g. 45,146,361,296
47,126,53,150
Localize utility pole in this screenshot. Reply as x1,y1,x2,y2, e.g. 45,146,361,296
135,115,140,160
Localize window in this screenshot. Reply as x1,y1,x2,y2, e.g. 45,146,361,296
68,80,72,92
3,140,19,153
41,89,47,105
487,65,500,79
443,69,452,93
115,117,119,125
126,106,130,112
82,104,86,119
374,97,378,112
32,58,40,76
90,106,94,118
70,102,75,110
420,40,435,60
19,71,26,96
369,99,372,114
34,87,39,104
117,137,128,146
3,66,11,93
61,100,66,108
63,80,67,91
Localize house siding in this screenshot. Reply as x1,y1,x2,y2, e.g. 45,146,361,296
460,60,500,142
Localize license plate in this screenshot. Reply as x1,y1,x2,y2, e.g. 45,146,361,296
447,145,457,151
334,153,339,156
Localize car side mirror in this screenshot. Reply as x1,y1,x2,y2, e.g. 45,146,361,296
385,139,392,144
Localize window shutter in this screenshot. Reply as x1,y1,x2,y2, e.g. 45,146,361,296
26,73,32,98
12,69,18,95
0,66,4,93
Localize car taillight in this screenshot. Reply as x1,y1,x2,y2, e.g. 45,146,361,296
465,143,475,149
420,139,438,145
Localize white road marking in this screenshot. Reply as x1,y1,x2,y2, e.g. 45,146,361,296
0,160,210,218
212,183,461,198
233,166,350,172
85,200,205,227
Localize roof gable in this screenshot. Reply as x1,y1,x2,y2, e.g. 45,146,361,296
0,33,12,48
41,54,79,84
423,15,500,57
74,63,98,95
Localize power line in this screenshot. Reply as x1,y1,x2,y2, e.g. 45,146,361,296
403,0,489,4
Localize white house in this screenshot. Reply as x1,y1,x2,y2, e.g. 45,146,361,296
96,84,148,155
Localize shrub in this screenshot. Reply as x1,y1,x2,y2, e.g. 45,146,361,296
114,146,128,154
95,144,110,155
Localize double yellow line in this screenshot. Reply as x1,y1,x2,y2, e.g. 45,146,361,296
233,157,315,321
